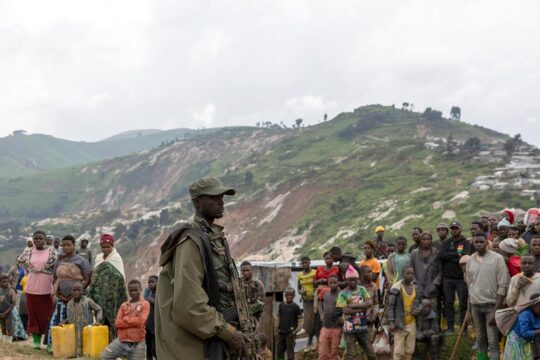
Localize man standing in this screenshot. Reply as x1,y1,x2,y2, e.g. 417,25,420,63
439,221,470,335
77,239,93,266
506,254,540,307
155,177,247,359
409,227,423,253
410,232,441,311
240,261,265,321
434,223,449,250
374,226,388,259
466,234,510,360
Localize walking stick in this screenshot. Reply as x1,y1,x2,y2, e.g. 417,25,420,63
372,294,389,342
450,303,470,360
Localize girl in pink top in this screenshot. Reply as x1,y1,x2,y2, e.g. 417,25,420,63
17,230,57,349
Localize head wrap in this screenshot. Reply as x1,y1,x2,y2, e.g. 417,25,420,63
365,240,376,250
503,209,515,224
345,265,360,279
375,226,385,233
498,219,511,229
499,238,518,254
100,233,115,246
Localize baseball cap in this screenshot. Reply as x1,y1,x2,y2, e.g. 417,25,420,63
449,221,462,229
375,226,385,233
189,177,236,199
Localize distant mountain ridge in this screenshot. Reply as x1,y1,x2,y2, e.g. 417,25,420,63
0,128,196,178
0,105,537,279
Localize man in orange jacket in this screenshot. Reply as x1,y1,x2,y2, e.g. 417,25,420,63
100,279,150,360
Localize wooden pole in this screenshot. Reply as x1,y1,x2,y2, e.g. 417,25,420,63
450,303,470,360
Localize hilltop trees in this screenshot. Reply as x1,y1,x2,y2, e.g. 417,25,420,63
504,134,523,157
422,107,443,121
450,106,461,121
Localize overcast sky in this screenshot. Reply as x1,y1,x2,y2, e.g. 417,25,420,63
1,1,539,145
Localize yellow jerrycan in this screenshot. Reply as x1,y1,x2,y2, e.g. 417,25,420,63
83,325,109,359
51,324,76,358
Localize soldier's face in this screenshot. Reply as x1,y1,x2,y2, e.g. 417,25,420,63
196,194,225,219
241,266,252,280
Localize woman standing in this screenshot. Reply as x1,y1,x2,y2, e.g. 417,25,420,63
17,230,57,349
87,234,127,338
47,235,92,350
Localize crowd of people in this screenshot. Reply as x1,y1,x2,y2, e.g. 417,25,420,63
1,197,540,360
275,210,540,360
1,232,157,360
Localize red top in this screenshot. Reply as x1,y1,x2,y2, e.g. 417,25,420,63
507,256,521,277
314,266,340,283
115,299,150,343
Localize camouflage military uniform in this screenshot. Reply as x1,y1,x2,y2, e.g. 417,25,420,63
242,278,264,319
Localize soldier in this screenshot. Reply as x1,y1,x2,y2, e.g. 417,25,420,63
155,177,248,359
240,261,265,321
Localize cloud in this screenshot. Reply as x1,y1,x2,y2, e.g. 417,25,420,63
0,0,539,146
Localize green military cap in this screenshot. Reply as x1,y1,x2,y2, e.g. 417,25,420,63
189,177,236,199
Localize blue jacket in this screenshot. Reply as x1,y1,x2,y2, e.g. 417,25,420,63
514,308,540,341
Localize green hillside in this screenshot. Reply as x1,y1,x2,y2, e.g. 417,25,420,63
0,105,536,274
0,128,197,178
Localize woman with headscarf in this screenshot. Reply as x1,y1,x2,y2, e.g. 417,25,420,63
499,238,523,277
47,235,92,351
87,234,127,339
17,230,57,349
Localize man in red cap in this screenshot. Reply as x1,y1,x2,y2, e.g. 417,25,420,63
155,177,248,360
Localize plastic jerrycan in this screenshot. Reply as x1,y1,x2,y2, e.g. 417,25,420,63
51,324,76,358
83,325,109,359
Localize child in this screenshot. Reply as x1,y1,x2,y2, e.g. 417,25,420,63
318,275,342,360
336,265,376,360
297,256,317,350
100,279,150,360
144,275,157,360
277,288,303,360
415,298,441,360
65,281,103,357
388,266,421,360
257,333,272,360
0,274,17,343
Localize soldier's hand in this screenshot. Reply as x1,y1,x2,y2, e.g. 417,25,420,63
227,331,246,354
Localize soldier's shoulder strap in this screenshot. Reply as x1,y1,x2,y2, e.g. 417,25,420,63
158,223,192,266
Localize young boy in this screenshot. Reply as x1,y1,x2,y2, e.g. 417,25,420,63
144,275,157,360
0,274,17,343
386,236,411,286
388,266,421,360
100,279,150,360
257,333,272,360
318,275,342,360
336,265,376,360
415,298,441,360
66,281,103,357
277,288,303,360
